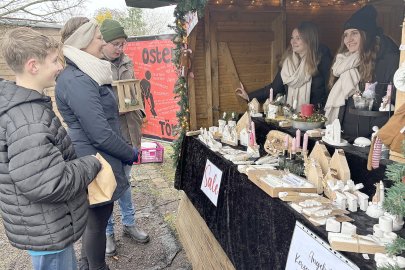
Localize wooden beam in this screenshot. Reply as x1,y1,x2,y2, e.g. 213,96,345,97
218,42,245,109
187,28,198,131
205,8,213,126
217,31,274,42
211,20,220,123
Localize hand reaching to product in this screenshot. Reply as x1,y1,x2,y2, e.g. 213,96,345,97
235,82,249,101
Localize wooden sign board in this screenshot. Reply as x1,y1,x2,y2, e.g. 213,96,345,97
111,79,143,114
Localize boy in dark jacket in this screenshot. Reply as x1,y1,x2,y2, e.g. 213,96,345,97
0,27,102,270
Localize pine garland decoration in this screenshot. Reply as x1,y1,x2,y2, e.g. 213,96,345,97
170,0,208,167
379,140,405,265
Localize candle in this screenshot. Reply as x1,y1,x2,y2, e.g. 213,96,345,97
284,135,289,150
250,121,256,145
296,129,301,149
301,104,314,117
291,137,296,154
269,88,273,102
303,133,308,152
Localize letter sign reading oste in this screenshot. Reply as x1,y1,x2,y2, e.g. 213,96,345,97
201,159,223,207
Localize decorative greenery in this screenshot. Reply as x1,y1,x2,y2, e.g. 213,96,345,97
379,140,405,266
291,112,327,123
170,0,208,167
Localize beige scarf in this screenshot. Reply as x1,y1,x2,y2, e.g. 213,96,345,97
280,53,312,112
63,19,112,86
325,52,360,124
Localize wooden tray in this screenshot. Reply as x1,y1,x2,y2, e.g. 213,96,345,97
246,169,317,198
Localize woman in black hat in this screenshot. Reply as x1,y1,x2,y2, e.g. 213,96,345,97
235,21,332,112
325,4,399,139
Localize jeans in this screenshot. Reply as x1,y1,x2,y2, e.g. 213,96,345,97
31,244,76,270
106,165,135,236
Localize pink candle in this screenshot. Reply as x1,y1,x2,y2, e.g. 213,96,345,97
250,121,256,145
303,133,309,152
296,129,301,149
291,137,296,154
284,135,289,150
269,88,273,102
301,104,314,117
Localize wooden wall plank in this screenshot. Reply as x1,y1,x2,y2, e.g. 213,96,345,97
217,31,274,42
211,20,220,124
204,9,213,126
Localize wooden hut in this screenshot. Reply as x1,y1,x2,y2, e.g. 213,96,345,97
127,0,404,130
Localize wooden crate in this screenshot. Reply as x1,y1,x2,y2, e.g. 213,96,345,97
176,192,235,270
111,79,143,114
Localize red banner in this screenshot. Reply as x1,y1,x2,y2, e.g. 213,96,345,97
125,35,178,141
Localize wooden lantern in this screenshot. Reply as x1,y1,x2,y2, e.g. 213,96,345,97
111,79,144,114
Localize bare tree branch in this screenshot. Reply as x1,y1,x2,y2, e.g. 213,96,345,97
0,0,87,23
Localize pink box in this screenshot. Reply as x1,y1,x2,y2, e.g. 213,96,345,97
138,142,164,163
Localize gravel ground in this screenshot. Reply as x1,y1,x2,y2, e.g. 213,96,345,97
0,140,191,270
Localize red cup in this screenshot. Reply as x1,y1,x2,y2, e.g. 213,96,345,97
301,104,314,117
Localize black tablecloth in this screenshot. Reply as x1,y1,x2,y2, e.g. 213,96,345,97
174,136,404,270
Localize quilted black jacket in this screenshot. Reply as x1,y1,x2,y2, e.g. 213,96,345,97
0,81,101,251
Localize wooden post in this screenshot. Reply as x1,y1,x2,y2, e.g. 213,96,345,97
204,8,213,126
188,29,198,130
210,11,220,124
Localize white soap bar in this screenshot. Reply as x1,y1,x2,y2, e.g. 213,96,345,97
326,218,341,233
341,222,357,235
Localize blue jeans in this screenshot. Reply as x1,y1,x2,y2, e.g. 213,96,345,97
31,244,76,270
106,165,135,236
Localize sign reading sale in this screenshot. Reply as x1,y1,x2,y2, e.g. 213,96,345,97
125,35,178,141
201,159,223,207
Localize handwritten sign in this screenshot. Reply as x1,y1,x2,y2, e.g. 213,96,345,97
286,222,359,270
200,159,223,206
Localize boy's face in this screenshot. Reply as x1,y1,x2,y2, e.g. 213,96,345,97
36,50,63,89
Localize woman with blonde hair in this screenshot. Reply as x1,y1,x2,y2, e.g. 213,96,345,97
56,17,138,270
236,21,332,111
325,5,399,138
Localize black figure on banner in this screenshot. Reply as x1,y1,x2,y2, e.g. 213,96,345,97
140,70,157,117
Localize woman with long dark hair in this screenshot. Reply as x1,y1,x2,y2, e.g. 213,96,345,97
325,5,399,138
236,21,332,111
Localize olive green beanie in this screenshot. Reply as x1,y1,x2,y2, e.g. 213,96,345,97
100,19,128,43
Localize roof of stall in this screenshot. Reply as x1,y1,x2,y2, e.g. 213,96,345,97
125,0,177,8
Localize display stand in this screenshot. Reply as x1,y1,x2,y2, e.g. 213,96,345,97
347,108,391,138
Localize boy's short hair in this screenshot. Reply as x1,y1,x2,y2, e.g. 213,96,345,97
1,27,59,73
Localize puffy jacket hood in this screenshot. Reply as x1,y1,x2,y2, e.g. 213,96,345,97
0,80,50,116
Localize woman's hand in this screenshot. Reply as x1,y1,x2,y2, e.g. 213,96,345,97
235,82,249,101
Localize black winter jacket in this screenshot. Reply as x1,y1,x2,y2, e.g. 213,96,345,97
248,44,332,110
56,59,135,205
0,81,101,251
339,35,400,139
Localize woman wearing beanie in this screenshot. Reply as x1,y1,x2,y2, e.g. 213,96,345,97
325,4,399,138
235,21,332,112
55,17,138,270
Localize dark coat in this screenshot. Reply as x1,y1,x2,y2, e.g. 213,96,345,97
0,81,101,251
56,59,135,205
338,35,400,139
248,44,332,110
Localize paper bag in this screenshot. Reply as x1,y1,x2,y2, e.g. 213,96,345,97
88,153,117,205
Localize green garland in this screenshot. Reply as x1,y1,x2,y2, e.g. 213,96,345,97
377,141,405,270
171,0,208,167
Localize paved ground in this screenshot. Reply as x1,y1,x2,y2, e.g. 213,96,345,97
0,140,191,270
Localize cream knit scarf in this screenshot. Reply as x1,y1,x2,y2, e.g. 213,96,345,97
325,52,360,124
280,53,312,112
62,19,112,86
